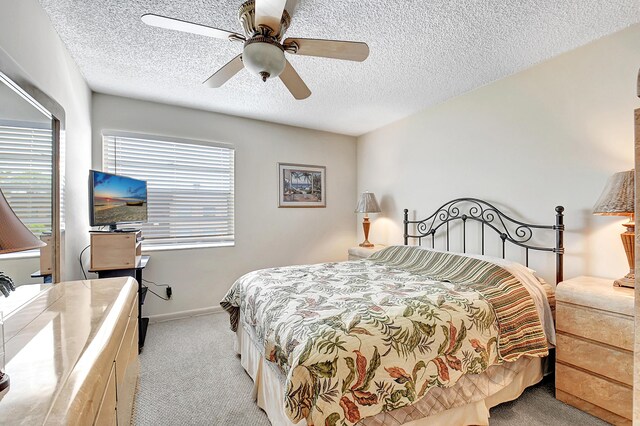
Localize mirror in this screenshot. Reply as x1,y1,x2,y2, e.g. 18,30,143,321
0,49,64,321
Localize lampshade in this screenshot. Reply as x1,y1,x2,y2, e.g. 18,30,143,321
355,191,381,214
592,170,634,216
0,188,45,254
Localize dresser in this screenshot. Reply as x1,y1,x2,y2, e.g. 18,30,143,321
348,245,386,260
555,276,633,425
0,277,139,425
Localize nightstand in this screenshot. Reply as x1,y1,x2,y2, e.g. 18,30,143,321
555,276,634,425
348,245,386,260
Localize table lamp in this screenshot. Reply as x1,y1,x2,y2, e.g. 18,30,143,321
0,187,46,394
355,191,381,248
593,170,635,288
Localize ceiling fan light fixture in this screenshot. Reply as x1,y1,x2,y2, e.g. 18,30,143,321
243,36,286,81
141,0,370,99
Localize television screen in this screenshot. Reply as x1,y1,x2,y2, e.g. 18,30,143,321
90,170,148,227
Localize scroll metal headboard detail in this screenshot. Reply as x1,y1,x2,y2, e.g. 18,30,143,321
403,198,565,284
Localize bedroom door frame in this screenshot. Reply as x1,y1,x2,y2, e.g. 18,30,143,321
633,69,639,424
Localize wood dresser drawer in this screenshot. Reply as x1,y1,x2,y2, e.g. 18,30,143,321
556,364,632,421
556,334,632,386
554,276,634,425
556,390,631,426
118,322,140,426
114,294,139,426
555,302,633,351
94,364,117,426
116,298,138,385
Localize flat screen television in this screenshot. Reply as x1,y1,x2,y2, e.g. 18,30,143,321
89,170,148,230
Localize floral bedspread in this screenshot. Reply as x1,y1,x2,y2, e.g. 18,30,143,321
220,246,548,426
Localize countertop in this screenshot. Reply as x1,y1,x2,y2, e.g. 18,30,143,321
556,275,634,316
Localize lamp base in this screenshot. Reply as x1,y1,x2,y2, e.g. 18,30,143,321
614,271,635,288
614,222,635,288
359,216,374,248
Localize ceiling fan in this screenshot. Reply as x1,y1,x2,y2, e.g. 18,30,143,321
141,0,369,100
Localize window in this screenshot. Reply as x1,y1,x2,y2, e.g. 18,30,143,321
102,132,234,248
0,121,53,237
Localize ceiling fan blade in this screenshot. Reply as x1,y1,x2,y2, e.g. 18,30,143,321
279,60,311,100
141,14,244,41
203,55,244,88
284,38,369,62
284,0,299,17
255,0,287,35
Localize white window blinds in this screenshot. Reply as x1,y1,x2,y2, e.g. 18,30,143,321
0,122,53,237
102,133,234,247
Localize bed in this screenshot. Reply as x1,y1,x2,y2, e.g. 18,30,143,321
221,198,565,426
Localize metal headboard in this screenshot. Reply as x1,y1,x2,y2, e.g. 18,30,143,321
403,198,565,284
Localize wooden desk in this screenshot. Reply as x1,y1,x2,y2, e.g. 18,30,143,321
0,277,139,425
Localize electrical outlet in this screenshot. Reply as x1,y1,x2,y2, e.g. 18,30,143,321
166,286,172,299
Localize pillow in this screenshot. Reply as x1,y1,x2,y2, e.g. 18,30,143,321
409,245,555,344
411,245,536,273
463,253,536,274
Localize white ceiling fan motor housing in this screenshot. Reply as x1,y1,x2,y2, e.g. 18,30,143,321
243,36,286,81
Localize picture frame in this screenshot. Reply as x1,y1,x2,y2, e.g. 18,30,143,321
278,163,326,208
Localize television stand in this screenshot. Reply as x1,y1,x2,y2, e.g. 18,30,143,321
89,230,149,352
89,255,150,352
113,228,140,233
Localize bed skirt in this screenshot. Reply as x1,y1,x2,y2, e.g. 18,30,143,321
234,326,543,426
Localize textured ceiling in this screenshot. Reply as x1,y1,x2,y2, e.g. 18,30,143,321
38,0,640,136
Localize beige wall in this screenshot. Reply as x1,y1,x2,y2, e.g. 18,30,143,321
91,94,357,317
0,0,92,281
357,24,640,284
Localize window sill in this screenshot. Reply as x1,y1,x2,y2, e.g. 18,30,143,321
0,250,40,261
141,241,234,253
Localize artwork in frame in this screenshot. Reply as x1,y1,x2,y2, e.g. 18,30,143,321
278,163,326,208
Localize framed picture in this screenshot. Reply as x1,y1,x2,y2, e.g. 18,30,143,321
278,163,326,208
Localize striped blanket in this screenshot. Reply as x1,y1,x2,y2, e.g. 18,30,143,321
221,246,548,425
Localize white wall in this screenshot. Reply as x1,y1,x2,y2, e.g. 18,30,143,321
0,0,92,282
357,24,640,284
0,255,40,287
91,94,357,317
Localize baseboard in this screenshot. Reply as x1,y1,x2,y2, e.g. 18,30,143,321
147,306,224,324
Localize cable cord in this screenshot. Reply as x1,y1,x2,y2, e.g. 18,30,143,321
143,278,170,288
144,286,170,301
78,245,90,280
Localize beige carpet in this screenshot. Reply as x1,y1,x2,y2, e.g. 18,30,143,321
133,313,606,426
